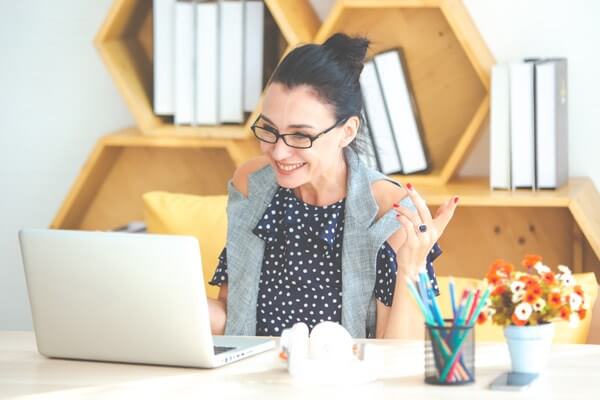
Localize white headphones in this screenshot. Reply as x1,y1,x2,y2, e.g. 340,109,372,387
279,321,382,384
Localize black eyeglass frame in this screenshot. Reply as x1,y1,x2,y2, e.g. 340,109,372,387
250,115,349,149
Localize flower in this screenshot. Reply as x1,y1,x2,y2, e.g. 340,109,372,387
514,302,533,322
532,298,546,312
522,254,543,269
534,262,551,274
480,255,589,327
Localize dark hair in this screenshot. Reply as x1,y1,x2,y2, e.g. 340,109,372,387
269,33,370,153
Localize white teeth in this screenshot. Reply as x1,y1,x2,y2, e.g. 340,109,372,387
277,162,305,172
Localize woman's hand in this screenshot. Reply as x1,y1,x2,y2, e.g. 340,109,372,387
392,183,459,280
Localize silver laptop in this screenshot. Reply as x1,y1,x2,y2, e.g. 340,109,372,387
19,228,274,368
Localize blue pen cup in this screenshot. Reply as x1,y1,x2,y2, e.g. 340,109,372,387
424,320,475,385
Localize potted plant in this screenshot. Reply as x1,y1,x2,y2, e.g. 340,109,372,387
477,255,589,373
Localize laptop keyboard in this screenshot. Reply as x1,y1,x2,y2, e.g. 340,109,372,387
213,346,235,355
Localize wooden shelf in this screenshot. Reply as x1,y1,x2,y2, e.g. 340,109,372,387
94,0,319,139
417,177,590,207
51,128,261,231
52,0,600,283
317,0,494,185
417,177,600,278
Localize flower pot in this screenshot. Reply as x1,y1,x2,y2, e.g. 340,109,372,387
504,323,554,374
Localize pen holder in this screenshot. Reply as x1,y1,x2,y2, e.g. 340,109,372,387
424,320,475,385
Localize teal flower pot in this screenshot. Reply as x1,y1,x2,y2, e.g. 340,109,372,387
504,323,554,373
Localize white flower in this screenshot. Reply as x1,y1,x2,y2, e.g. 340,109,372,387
558,265,572,275
570,293,582,311
559,273,576,286
533,298,546,312
569,313,580,328
534,262,551,274
511,281,526,293
512,291,525,303
514,302,533,321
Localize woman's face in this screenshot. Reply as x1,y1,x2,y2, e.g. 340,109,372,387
257,83,353,189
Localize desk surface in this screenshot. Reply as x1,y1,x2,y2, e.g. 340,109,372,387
1,331,599,399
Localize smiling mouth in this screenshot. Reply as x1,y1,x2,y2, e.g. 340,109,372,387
276,161,306,173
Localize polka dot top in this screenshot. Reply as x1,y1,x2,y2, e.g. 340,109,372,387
209,186,441,336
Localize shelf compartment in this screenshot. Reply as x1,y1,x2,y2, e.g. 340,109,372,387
51,128,261,230
317,0,494,185
419,178,600,277
94,0,320,139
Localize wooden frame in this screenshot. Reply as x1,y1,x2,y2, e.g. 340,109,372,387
94,0,319,139
51,128,260,230
316,0,495,185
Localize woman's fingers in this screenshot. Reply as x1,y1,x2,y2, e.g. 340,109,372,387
404,183,433,224
393,203,422,226
432,196,459,236
397,215,418,247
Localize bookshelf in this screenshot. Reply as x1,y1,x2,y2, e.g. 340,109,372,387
418,177,600,277
316,0,494,186
94,0,320,139
51,128,262,230
52,0,600,278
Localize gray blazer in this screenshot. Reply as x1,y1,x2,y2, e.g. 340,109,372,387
224,148,416,338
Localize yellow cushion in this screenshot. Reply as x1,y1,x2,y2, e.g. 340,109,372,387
436,273,598,344
142,191,227,299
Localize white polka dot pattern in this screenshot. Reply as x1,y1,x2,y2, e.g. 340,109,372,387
209,187,442,336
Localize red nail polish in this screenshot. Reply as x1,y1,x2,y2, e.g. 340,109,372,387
454,196,459,204
393,203,399,208
406,183,413,191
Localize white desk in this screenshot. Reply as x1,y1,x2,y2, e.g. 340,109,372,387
1,331,599,399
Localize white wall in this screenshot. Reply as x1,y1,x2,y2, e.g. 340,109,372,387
0,0,133,329
0,0,598,330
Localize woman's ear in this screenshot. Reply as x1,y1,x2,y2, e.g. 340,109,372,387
340,115,360,148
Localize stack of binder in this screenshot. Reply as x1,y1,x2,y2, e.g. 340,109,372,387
153,0,267,126
359,49,429,175
490,58,568,190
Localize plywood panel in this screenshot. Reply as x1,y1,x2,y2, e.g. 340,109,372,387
433,207,574,278
318,7,486,178
79,147,235,230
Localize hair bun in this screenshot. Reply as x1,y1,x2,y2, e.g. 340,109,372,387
322,33,370,77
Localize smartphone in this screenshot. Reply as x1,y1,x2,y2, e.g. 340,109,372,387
489,372,539,391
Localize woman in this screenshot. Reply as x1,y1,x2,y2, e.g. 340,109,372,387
208,33,458,339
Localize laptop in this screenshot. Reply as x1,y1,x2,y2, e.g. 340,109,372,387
18,228,274,368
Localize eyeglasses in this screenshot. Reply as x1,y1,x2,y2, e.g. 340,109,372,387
250,116,348,149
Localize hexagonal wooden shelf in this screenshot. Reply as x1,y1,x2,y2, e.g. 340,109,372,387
316,0,495,185
417,177,600,277
94,0,319,139
51,127,261,231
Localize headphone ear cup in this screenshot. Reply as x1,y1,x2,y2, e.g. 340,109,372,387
308,321,353,361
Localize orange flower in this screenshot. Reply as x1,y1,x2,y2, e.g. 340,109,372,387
487,273,501,287
522,254,542,269
524,291,540,304
549,292,562,308
519,276,536,289
511,313,527,326
559,306,571,321
477,310,488,325
578,308,587,320
492,285,507,296
542,272,556,285
526,281,542,298
486,259,516,287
